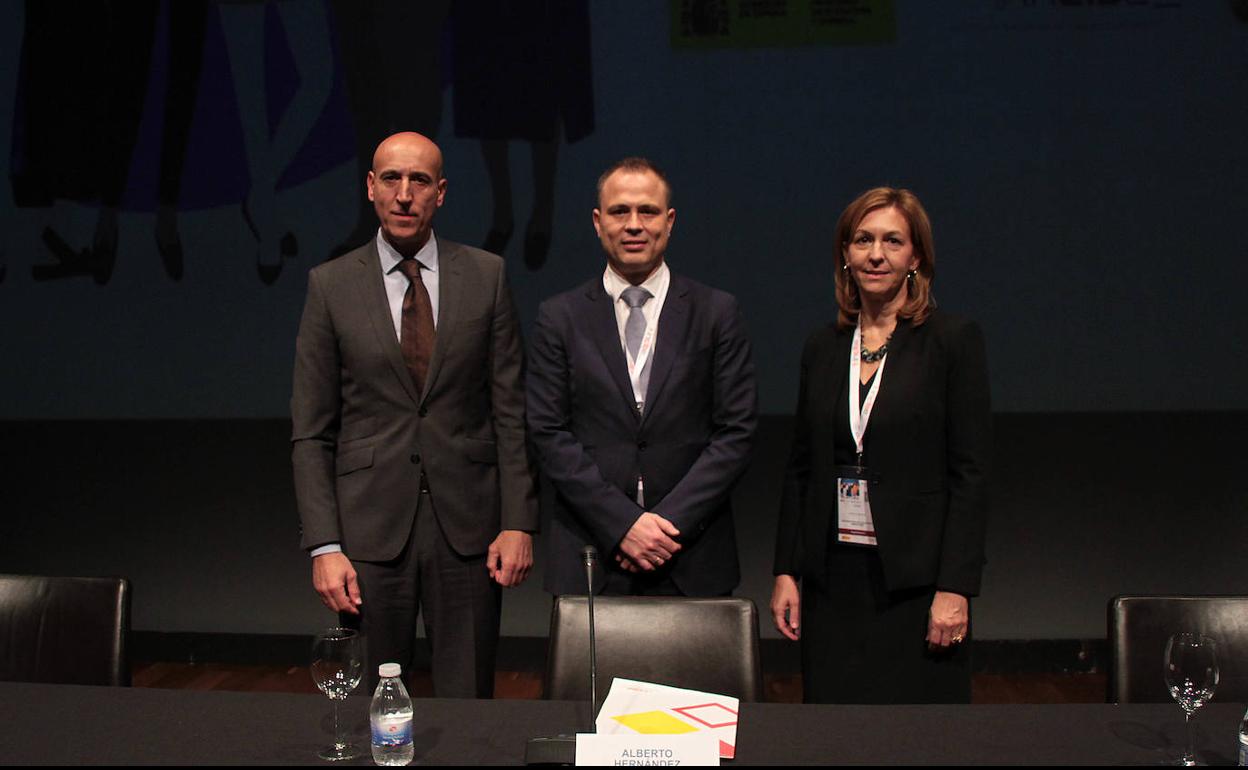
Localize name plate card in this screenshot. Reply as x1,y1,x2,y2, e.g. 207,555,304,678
575,733,719,766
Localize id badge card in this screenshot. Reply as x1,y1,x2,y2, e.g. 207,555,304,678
835,465,877,547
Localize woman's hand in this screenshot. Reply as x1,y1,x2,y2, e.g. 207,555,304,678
770,574,802,641
927,590,968,649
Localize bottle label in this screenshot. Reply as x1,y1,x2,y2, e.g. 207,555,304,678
372,714,413,746
1239,737,1248,767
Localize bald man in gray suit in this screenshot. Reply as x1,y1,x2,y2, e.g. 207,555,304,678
292,132,536,696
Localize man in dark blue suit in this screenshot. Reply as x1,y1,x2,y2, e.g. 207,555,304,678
527,158,757,596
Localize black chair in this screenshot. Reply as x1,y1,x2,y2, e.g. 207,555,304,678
543,596,763,704
1108,594,1248,703
0,574,131,686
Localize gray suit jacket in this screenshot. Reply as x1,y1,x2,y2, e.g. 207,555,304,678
291,236,537,562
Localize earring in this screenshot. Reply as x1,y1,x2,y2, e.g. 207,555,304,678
906,269,916,282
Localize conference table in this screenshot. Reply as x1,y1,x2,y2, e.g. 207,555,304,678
1,682,1243,765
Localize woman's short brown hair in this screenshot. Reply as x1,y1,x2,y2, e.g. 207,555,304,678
833,187,935,329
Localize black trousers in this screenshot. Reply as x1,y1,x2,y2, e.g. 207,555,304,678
344,491,500,697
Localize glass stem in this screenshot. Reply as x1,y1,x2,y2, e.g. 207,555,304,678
1184,710,1194,764
333,699,344,749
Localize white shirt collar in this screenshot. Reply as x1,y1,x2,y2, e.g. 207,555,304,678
602,260,669,302
377,229,439,274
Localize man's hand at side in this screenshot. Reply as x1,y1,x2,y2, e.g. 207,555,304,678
487,530,534,587
312,552,362,614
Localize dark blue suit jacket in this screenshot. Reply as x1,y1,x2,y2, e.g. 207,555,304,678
527,270,757,596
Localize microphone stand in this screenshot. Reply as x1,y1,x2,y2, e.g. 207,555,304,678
584,545,598,729
523,545,600,765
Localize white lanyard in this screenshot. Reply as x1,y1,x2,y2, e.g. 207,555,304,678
629,320,657,507
848,323,887,460
626,317,658,408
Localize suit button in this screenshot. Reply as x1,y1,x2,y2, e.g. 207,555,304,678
638,440,647,450
419,407,428,417
410,454,421,464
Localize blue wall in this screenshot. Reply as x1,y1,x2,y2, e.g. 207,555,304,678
1,1,1244,418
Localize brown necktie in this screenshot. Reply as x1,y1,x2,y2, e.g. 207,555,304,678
397,258,435,393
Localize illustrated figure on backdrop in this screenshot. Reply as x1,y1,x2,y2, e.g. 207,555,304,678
770,187,991,704
527,157,757,597
219,0,334,284
0,0,22,283
450,0,595,270
150,1,208,282
291,131,537,696
330,0,450,258
17,1,150,285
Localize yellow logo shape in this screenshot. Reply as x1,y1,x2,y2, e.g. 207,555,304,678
610,710,698,734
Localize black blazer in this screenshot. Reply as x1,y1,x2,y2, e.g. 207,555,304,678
527,271,758,596
773,309,991,596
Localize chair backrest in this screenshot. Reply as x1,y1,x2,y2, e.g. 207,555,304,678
0,574,131,686
544,595,763,704
1109,594,1248,703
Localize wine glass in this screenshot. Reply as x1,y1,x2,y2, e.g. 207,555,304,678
311,627,365,761
1164,632,1219,766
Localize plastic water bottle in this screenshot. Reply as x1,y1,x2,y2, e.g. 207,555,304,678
370,663,414,766
1238,706,1248,766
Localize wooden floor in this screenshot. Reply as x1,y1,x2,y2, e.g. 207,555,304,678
132,663,1107,704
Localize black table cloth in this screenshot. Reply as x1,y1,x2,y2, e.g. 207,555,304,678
0,682,1242,765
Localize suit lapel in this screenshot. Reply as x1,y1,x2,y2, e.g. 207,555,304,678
831,325,851,415
421,237,461,403
870,317,914,423
584,281,640,418
358,240,422,405
638,274,690,428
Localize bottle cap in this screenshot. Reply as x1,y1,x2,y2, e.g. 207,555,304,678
378,662,402,679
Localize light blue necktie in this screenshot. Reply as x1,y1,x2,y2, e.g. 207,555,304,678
621,286,653,400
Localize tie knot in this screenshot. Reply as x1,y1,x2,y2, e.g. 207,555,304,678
621,286,652,310
397,258,424,281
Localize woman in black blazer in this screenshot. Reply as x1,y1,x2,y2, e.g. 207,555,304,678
770,188,991,703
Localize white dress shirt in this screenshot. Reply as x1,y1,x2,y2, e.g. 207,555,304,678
602,261,670,411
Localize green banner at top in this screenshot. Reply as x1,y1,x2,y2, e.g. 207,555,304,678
671,0,896,48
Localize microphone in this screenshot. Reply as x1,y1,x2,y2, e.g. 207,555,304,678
582,545,598,728
523,545,601,765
